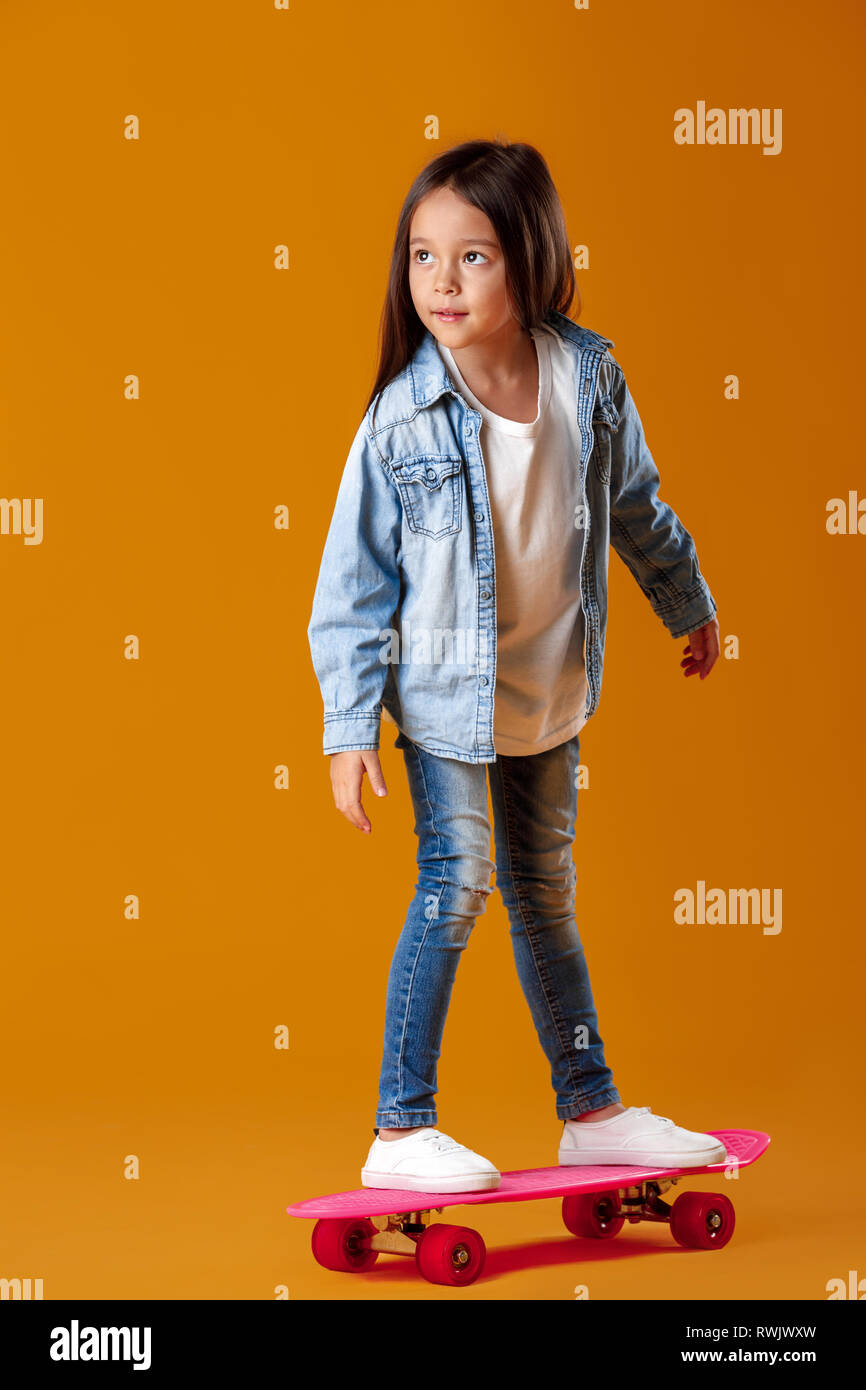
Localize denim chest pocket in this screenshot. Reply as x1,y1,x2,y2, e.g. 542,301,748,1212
591,395,619,486
392,454,463,539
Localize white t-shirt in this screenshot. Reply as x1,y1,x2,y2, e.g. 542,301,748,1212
437,323,588,756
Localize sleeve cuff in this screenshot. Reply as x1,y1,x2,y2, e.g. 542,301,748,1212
322,712,382,755
657,585,717,639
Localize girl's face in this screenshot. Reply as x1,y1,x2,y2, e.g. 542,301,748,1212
408,186,518,348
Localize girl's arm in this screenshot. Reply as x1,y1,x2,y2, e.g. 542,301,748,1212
606,364,717,640
307,413,402,755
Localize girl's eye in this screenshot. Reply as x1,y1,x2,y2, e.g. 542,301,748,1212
412,250,488,264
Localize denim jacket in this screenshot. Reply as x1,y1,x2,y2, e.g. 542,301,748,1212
307,308,716,763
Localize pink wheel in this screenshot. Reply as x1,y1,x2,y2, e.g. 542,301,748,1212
414,1223,486,1286
670,1191,735,1250
311,1217,379,1272
562,1190,625,1238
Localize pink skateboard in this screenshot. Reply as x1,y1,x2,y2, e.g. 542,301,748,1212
287,1127,770,1287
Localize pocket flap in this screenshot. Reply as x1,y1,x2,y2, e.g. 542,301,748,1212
393,455,463,489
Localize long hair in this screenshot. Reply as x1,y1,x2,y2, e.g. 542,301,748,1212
364,137,581,416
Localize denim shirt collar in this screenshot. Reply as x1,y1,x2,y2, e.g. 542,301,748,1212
403,308,616,414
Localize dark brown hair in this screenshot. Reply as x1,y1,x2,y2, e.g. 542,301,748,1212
364,137,581,416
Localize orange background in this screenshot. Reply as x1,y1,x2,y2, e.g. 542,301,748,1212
1,0,864,1301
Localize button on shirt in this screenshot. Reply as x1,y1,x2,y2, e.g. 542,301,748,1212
436,323,589,755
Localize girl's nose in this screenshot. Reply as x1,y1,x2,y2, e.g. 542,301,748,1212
435,272,460,293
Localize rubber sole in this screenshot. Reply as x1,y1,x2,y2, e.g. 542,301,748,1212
361,1168,501,1194
557,1146,728,1167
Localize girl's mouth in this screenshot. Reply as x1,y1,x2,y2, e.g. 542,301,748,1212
434,311,467,322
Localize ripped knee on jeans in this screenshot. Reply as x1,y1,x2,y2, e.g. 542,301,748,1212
459,880,492,912
424,876,493,921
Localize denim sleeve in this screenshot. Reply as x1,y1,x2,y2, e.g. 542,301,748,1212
307,414,402,754
607,364,717,639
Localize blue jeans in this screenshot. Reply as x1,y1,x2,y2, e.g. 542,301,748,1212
375,729,621,1129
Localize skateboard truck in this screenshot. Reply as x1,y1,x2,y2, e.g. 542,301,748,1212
363,1209,446,1256
616,1177,677,1222
313,1205,487,1284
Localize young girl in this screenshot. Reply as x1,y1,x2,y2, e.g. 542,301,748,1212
307,139,724,1195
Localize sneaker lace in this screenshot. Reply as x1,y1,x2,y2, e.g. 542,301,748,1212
634,1106,674,1128
420,1130,463,1154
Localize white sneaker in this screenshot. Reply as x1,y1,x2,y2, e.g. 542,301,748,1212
558,1106,728,1167
361,1127,501,1194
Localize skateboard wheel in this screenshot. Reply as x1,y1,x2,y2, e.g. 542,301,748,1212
670,1191,735,1250
414,1223,486,1286
311,1217,379,1272
561,1190,625,1239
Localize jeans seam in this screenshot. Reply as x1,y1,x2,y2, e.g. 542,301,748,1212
390,739,447,1121
494,754,585,1099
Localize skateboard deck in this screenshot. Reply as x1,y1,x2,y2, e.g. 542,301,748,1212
287,1128,770,1287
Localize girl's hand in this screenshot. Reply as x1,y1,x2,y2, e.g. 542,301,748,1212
680,617,720,680
329,750,388,833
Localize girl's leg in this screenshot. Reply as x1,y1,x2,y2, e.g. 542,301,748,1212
487,733,622,1121
375,730,495,1131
